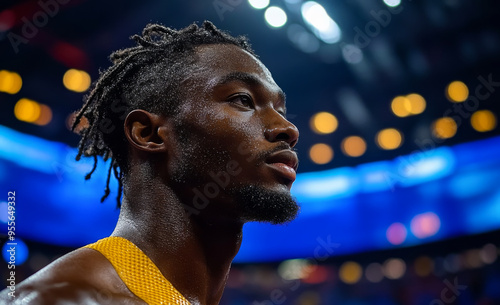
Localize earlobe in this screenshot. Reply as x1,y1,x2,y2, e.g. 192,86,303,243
124,110,167,153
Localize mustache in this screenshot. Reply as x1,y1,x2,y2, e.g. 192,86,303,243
250,142,299,167
267,142,297,156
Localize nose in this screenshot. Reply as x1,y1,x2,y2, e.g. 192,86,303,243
264,113,299,148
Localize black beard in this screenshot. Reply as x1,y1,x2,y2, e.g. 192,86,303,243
232,185,300,225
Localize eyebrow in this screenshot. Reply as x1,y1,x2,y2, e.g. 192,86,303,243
215,71,287,105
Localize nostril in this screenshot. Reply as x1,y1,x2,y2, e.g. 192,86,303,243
275,132,290,142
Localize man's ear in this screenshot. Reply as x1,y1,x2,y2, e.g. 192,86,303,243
124,109,168,153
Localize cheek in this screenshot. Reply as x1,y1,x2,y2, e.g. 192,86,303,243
188,104,262,149
221,115,264,164
174,103,265,175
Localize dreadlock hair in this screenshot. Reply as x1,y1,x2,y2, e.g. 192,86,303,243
72,21,255,208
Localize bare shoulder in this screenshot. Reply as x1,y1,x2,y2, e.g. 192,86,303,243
0,247,146,305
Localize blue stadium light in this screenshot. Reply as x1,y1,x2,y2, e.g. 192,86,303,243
395,147,455,187
0,125,93,177
2,238,29,266
292,167,357,201
357,161,395,193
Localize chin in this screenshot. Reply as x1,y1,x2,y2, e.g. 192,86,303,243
232,184,300,225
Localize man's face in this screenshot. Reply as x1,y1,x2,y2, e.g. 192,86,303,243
164,44,300,224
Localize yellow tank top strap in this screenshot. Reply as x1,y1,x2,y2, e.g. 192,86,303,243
84,236,190,305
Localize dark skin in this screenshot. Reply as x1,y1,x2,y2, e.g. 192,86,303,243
1,44,299,305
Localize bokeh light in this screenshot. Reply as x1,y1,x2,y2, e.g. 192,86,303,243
14,98,53,125
2,238,29,266
278,259,312,280
406,93,426,115
383,0,401,7
365,262,384,283
264,6,287,28
0,70,22,94
0,10,16,32
414,256,434,277
63,69,91,92
341,136,366,157
310,112,338,134
463,249,482,269
34,104,53,126
14,98,41,123
14,98,52,126
480,244,498,264
410,212,440,239
471,110,496,132
391,94,426,117
383,258,406,280
248,0,269,9
432,117,457,139
446,81,469,102
309,143,333,164
66,112,89,134
339,261,362,284
376,128,403,150
342,44,363,64
391,96,411,117
301,1,341,43
386,222,407,245
302,265,329,284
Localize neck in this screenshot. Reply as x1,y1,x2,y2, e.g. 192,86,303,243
111,183,243,305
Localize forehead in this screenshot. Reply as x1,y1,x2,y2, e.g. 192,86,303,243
192,44,276,88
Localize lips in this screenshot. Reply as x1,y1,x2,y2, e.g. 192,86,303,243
265,150,299,182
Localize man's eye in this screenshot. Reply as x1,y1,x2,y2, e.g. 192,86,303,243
228,95,253,108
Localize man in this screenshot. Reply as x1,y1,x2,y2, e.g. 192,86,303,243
1,21,299,304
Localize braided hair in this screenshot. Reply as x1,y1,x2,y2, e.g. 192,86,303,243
72,21,254,207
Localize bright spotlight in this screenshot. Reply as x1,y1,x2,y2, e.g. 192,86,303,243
265,6,288,28
301,1,341,43
383,0,401,7
248,0,269,9
342,44,363,64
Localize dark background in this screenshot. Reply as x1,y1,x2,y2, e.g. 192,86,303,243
1,0,499,173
